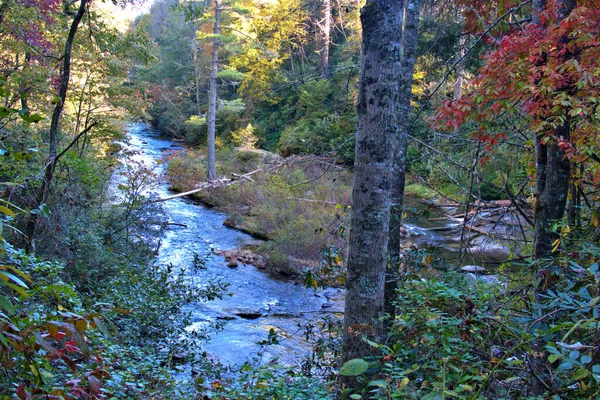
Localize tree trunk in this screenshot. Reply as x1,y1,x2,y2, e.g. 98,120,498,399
25,0,88,248
386,0,420,318
206,0,221,181
340,0,403,375
532,0,575,259
321,0,331,79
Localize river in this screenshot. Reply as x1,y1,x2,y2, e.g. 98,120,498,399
120,123,344,367
119,123,509,369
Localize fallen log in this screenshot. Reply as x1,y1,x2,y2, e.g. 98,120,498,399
151,169,262,203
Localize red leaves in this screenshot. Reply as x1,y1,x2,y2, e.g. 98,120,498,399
433,0,600,177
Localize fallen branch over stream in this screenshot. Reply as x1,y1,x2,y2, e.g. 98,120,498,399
150,169,262,203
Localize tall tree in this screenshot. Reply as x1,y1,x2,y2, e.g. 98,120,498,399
341,0,404,369
206,0,221,180
385,0,421,317
435,0,599,259
25,0,89,245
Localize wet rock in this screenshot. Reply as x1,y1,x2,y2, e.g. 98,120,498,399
460,265,486,273
233,309,263,320
216,314,236,320
215,248,266,269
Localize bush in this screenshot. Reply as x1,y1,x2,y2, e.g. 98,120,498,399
341,248,600,399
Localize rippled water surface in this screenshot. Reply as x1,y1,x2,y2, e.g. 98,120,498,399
122,124,343,366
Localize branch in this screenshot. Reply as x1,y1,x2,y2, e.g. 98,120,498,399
410,0,533,128
55,121,98,162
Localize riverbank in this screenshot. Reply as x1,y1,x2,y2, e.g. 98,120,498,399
164,146,352,283
164,146,526,279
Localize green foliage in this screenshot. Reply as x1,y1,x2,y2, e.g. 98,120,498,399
211,361,333,399
342,244,600,399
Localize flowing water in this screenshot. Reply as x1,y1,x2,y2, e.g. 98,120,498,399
119,123,509,368
120,123,343,367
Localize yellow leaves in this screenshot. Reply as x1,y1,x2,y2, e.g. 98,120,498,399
552,238,561,253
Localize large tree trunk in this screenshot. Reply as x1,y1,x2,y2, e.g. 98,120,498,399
206,0,221,181
340,0,403,373
532,0,575,259
385,0,420,318
25,0,88,248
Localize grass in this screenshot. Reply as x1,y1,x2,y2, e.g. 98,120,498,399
164,147,351,283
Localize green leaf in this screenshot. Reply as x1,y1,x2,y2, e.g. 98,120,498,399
350,395,362,400
369,380,388,388
340,358,369,376
571,368,588,381
20,113,43,123
0,295,14,315
397,376,409,390
548,354,561,363
0,106,16,118
0,206,15,218
3,282,28,298
0,270,29,288
580,355,592,364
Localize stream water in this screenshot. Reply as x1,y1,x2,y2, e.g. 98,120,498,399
120,123,344,367
119,123,508,368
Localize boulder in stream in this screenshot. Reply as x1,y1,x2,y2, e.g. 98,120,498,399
460,265,486,273
227,308,263,320
215,248,266,269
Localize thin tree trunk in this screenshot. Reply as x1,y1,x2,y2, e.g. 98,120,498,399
25,0,88,247
192,41,202,114
386,0,420,318
321,0,331,78
206,0,221,181
340,0,403,379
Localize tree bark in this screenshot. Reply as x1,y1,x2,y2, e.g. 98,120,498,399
532,0,575,259
385,0,420,318
321,0,332,79
340,0,403,375
206,0,221,181
25,0,88,247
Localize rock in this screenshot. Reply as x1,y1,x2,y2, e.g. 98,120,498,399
460,265,486,273
465,273,506,288
215,248,266,269
216,314,236,320
233,309,262,320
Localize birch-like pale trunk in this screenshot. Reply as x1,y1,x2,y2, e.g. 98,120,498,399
321,0,331,78
206,0,221,181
